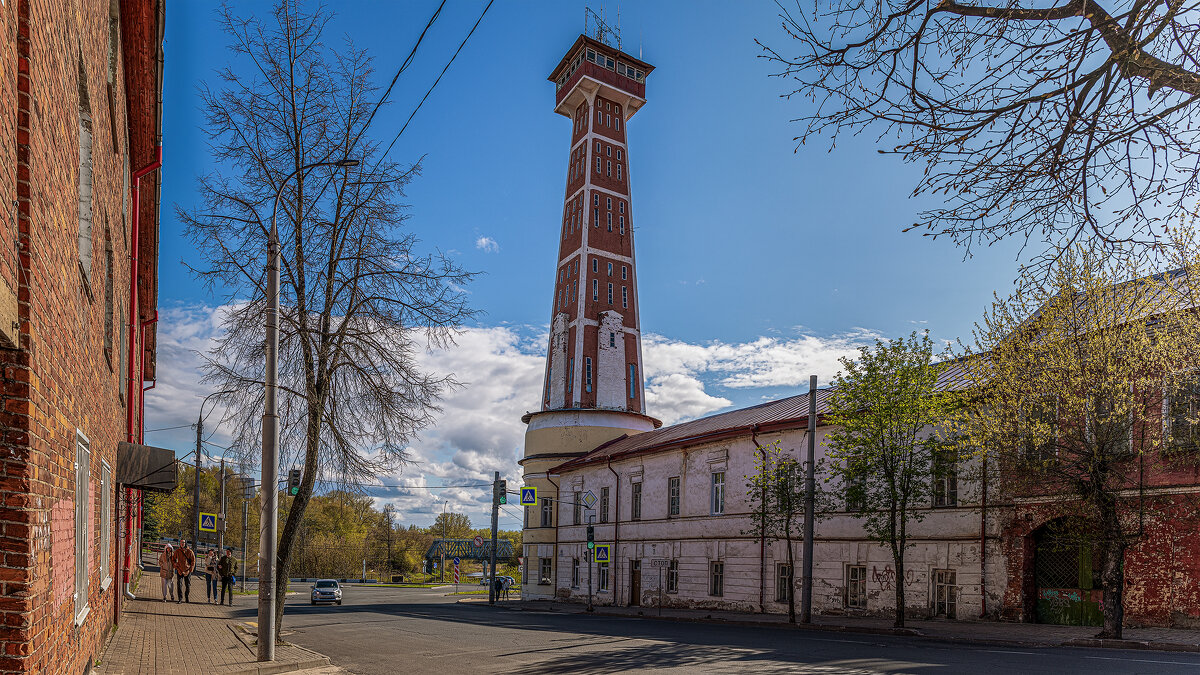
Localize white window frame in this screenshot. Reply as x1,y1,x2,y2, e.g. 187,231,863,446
711,471,725,515
598,561,610,591
668,476,680,516
100,460,112,588
75,431,91,625
631,481,642,521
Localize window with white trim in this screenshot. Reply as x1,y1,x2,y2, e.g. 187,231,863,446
710,471,725,515
607,262,613,276
629,364,637,399
608,283,614,305
606,146,611,157
616,164,622,180
619,215,625,234
598,561,610,591
622,265,627,279
631,481,642,521
101,460,112,585
592,279,598,301
622,286,628,308
75,431,91,624
585,358,593,392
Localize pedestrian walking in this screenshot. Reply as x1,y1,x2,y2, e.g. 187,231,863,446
157,543,175,602
204,549,219,603
172,539,196,603
218,547,238,606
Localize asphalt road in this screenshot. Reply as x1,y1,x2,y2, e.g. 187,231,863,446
272,586,1200,674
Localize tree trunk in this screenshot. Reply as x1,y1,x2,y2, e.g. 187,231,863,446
893,553,906,629
273,409,323,638
1096,539,1126,639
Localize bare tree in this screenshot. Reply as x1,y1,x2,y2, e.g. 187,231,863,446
762,0,1200,270
180,1,474,636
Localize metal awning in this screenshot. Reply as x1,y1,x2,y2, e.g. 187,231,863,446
116,441,177,492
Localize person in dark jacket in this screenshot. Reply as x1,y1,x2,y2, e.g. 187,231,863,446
218,547,238,606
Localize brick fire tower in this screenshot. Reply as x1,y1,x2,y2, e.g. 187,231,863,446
520,32,661,600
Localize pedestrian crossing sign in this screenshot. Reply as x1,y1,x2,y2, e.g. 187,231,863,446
594,544,610,563
199,512,217,533
520,486,538,506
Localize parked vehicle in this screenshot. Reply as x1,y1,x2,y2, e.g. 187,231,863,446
310,579,343,605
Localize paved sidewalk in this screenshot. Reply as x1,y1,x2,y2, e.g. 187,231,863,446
499,599,1200,653
97,560,329,675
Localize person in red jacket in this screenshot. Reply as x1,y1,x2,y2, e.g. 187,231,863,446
172,539,197,603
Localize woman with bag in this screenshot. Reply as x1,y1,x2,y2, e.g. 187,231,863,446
204,549,220,603
158,543,175,602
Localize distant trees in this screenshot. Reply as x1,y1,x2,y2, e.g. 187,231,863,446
824,332,959,628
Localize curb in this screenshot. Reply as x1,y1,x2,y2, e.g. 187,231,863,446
504,603,1200,654
228,624,332,675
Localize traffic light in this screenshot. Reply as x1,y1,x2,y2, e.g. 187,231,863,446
586,525,595,550
497,479,507,505
287,469,301,496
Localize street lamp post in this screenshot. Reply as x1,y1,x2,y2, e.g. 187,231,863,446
259,158,357,663
195,390,234,550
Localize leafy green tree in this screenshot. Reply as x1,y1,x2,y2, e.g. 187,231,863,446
430,511,473,540
743,440,828,622
824,331,958,628
951,238,1200,639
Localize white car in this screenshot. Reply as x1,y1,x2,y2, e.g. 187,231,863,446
310,579,342,605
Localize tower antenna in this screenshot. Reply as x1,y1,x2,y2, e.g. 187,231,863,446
584,5,621,51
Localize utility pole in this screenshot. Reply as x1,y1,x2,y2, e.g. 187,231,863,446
218,458,227,552
384,505,394,580
241,478,250,592
488,471,499,605
440,501,446,583
587,516,595,612
194,414,203,548
801,374,817,623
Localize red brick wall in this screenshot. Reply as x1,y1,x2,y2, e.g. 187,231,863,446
0,0,156,671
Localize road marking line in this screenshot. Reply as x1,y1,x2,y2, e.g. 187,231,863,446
1082,655,1200,665
981,650,1035,655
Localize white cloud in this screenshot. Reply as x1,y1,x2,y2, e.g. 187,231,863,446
475,236,499,253
143,304,877,528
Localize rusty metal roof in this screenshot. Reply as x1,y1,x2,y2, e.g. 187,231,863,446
550,362,973,473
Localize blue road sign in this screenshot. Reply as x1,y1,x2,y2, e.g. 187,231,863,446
199,512,217,533
594,544,610,563
520,486,538,506
453,557,461,566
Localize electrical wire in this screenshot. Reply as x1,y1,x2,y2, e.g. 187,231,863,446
379,0,494,161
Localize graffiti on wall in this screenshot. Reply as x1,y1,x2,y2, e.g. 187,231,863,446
871,565,916,591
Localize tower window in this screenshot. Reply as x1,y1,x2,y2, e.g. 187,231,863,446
619,201,625,214
617,150,623,161
622,286,628,308
622,266,627,280
596,157,601,173
571,280,577,301
594,193,599,206
619,216,625,233
595,141,601,153
615,117,621,131
607,213,612,231
606,146,611,157
593,258,598,273
597,109,602,124
607,262,613,276
593,279,598,301
629,364,637,399
609,332,616,347
617,164,622,180
585,358,593,392
606,113,611,127
594,208,599,227
606,161,611,177
567,357,574,393
607,197,612,209
608,283,613,304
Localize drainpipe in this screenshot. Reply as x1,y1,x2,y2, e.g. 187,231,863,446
121,146,162,606
751,425,764,613
979,451,987,618
546,473,560,600
607,458,621,606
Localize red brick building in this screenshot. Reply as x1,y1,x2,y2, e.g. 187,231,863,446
1,0,167,671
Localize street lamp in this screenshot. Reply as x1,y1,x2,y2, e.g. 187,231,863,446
194,389,235,550
259,158,357,663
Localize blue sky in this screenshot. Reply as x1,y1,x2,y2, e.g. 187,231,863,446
147,1,1028,528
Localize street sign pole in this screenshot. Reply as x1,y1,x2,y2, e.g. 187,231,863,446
659,566,663,616
489,471,500,605
587,515,595,612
